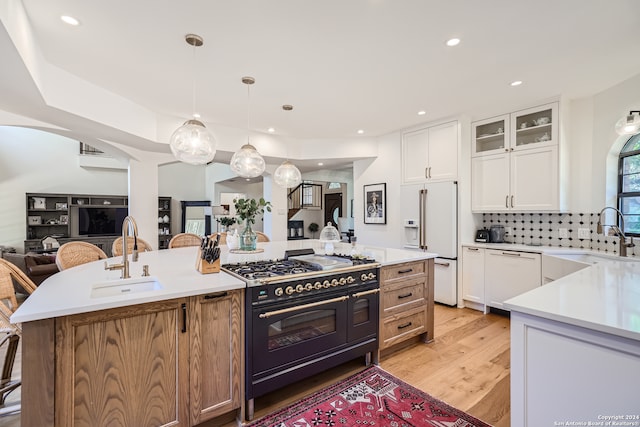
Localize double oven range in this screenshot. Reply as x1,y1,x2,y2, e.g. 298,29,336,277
222,251,380,420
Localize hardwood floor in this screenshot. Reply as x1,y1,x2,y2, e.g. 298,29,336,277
0,304,510,427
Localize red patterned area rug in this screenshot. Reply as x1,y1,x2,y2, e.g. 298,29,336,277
246,366,492,427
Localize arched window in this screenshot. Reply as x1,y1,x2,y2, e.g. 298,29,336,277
619,133,640,236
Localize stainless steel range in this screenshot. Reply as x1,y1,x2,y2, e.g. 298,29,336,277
222,251,380,420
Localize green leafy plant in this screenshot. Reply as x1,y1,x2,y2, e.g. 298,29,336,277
216,216,236,227
234,198,272,225
308,222,319,238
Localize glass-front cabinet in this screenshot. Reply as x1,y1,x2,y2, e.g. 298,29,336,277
472,114,509,156
472,102,558,157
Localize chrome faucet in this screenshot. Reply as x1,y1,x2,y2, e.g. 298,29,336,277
105,216,139,278
597,207,635,257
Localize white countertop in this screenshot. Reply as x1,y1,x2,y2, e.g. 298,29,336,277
463,242,640,341
12,240,437,323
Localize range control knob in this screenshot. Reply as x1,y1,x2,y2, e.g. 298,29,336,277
346,276,355,284
285,286,295,295
367,272,376,280
295,284,304,293
361,273,368,281
314,281,322,290
330,279,339,287
323,280,331,288
338,277,347,285
274,287,284,297
305,283,313,291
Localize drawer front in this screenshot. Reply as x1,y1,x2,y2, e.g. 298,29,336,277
380,306,426,349
381,261,426,282
381,278,425,316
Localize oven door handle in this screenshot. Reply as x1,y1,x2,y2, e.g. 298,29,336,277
258,295,349,319
352,288,380,298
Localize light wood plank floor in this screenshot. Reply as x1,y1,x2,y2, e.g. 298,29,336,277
0,304,510,427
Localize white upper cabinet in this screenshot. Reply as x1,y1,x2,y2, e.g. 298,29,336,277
402,120,458,184
471,102,563,212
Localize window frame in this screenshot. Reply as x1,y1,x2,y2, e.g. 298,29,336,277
618,133,640,237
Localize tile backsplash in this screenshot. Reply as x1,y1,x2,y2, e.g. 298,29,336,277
482,212,638,258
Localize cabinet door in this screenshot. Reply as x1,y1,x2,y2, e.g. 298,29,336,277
188,290,242,425
510,102,558,152
485,250,541,310
427,121,458,181
471,153,510,212
510,145,558,211
461,247,485,305
472,114,509,157
402,128,429,183
56,299,189,427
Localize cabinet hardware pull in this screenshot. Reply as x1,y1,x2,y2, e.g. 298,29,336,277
398,292,413,299
398,322,413,330
259,295,349,319
204,292,228,300
435,261,450,267
501,252,521,256
352,288,380,298
505,195,509,208
511,195,514,208
428,167,432,179
425,167,429,179
181,303,187,333
398,268,413,274
467,247,479,251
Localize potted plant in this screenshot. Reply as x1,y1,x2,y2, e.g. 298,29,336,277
216,216,236,232
234,198,272,250
308,222,319,239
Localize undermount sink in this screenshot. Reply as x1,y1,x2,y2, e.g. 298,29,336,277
90,276,163,298
551,253,639,265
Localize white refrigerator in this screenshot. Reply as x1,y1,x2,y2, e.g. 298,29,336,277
400,181,458,305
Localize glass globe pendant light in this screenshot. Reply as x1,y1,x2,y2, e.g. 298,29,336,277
169,34,216,165
230,76,265,178
615,111,640,136
274,104,302,188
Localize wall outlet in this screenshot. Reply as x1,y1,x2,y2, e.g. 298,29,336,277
558,228,568,238
578,228,590,239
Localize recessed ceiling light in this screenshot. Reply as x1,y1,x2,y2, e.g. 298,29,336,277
192,112,201,119
446,38,460,47
418,110,426,116
60,15,80,26
267,127,275,133
318,162,324,166
510,80,523,87
357,129,364,134
245,178,251,181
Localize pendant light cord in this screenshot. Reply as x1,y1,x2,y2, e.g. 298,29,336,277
246,82,251,143
192,42,197,118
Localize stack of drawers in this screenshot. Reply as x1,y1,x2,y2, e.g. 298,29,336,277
379,259,434,351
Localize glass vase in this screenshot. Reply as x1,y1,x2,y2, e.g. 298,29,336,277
240,221,257,251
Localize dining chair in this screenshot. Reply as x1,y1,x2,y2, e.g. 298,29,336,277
55,241,108,271
0,258,37,414
168,233,202,249
111,236,153,257
255,232,270,242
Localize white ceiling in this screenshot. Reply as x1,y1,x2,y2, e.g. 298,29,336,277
3,0,640,171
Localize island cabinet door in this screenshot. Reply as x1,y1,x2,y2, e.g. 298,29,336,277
55,299,190,427
188,290,242,425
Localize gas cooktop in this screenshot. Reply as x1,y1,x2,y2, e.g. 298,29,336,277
222,254,377,281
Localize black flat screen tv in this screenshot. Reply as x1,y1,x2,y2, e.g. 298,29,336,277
77,206,127,236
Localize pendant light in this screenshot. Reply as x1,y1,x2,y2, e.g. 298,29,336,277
274,104,302,188
230,76,266,178
615,111,640,136
169,34,216,165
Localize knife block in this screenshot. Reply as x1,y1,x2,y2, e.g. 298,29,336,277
196,249,220,274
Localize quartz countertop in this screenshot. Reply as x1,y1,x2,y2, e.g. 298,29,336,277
12,240,437,323
481,244,640,341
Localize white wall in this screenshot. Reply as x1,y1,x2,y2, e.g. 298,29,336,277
0,126,207,252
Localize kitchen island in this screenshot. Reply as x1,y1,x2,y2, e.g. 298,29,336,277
12,239,437,427
504,256,640,426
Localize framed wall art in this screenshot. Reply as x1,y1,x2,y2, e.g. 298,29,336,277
28,215,42,225
363,183,386,224
59,215,69,225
